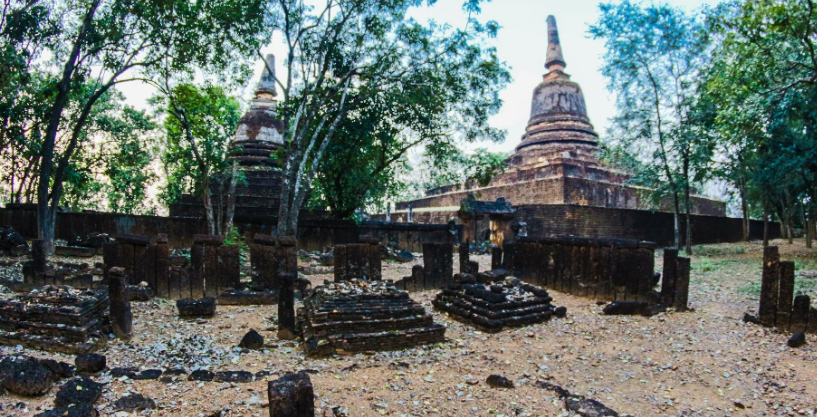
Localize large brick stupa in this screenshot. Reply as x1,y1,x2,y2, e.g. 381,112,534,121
393,15,724,224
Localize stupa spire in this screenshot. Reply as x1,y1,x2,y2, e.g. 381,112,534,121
256,54,277,98
545,15,566,71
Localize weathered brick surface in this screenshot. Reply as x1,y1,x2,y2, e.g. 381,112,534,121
0,206,460,252
759,246,780,326
753,248,815,334
333,236,382,282
299,280,445,356
505,236,656,301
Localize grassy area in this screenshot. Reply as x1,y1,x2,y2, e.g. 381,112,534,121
690,244,749,257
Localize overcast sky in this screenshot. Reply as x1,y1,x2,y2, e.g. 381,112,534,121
118,0,720,154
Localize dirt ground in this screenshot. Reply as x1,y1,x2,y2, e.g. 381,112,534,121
1,238,816,417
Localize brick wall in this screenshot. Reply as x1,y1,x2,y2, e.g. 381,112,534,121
515,204,778,246
395,175,726,217
0,207,457,252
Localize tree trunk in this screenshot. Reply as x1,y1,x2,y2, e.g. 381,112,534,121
786,208,793,245
740,177,750,241
763,206,770,246
202,182,216,236
35,0,100,253
221,161,239,236
683,157,692,255
802,203,811,249
673,191,681,250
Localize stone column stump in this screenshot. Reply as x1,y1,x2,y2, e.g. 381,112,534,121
108,267,132,340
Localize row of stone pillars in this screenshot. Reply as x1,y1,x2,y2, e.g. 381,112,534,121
757,246,816,332
394,242,453,291
102,233,240,299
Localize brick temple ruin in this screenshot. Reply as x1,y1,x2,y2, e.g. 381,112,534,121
433,276,564,333
0,286,109,354
298,280,445,356
169,54,285,222
387,15,768,247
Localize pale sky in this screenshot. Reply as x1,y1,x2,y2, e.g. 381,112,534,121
118,0,720,154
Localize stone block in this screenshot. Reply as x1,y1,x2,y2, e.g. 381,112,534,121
176,297,217,318
268,372,314,417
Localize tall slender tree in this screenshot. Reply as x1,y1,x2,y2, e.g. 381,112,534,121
589,0,713,253
264,0,508,235
1,0,268,251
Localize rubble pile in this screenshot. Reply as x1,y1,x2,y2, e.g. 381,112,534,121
0,225,29,256
0,285,108,353
298,279,445,356
432,276,564,333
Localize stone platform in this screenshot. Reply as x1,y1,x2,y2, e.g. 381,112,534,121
432,277,561,333
0,285,109,354
298,280,445,356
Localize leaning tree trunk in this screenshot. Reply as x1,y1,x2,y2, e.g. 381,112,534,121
35,0,99,254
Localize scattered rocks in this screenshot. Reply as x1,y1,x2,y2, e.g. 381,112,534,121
643,304,667,317
239,329,264,350
0,357,55,396
114,393,156,412
126,283,154,301
54,377,102,407
0,225,28,253
188,370,215,382
486,374,514,388
788,332,806,348
35,404,98,417
214,370,254,383
318,252,335,266
75,354,106,374
602,300,648,315
742,313,760,324
177,297,217,317
110,367,138,378
37,358,74,379
299,266,333,275
393,249,414,263
538,381,626,417
132,369,162,380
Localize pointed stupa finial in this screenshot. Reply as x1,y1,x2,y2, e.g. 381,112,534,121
545,15,566,71
256,54,277,98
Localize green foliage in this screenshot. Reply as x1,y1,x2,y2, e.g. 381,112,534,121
413,142,508,195
589,0,714,192
693,244,748,257
153,83,242,206
701,0,817,232
267,0,509,232
104,107,157,214
0,0,270,244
